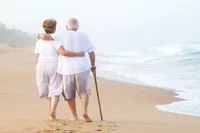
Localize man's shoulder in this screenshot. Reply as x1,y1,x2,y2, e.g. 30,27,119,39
76,31,85,34
76,31,88,38
78,31,87,35
53,31,65,36
66,31,88,38
67,31,86,35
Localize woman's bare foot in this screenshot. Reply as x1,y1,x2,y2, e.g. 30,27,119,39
49,113,56,121
82,114,92,123
70,115,78,121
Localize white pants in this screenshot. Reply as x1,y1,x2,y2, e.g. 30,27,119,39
36,62,62,98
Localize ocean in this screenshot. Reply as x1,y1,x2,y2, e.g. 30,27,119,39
95,43,200,116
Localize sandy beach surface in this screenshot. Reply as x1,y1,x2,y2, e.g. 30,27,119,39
1,45,200,133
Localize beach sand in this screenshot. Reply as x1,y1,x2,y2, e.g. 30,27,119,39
0,45,200,133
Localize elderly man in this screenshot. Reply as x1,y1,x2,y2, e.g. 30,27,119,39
40,18,95,122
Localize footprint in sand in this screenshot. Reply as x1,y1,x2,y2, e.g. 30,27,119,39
56,128,61,131
97,125,103,127
94,129,102,132
110,125,117,127
69,130,77,133
62,123,68,126
107,123,117,127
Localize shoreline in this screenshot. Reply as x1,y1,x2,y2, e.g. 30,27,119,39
97,76,178,93
97,76,184,101
1,46,200,133
99,76,200,118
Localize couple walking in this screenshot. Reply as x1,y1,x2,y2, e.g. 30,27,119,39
35,18,96,123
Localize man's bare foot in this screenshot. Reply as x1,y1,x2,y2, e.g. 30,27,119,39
49,113,56,121
82,114,92,123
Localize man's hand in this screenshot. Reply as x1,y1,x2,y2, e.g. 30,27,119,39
89,52,96,75
38,34,54,40
91,66,96,75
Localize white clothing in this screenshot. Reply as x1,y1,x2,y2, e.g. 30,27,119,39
62,70,91,100
51,31,95,75
34,40,63,98
34,40,62,63
36,63,62,98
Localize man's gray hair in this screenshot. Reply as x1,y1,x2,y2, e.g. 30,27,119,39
67,18,79,30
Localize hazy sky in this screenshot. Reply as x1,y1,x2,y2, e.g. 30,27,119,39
0,0,200,51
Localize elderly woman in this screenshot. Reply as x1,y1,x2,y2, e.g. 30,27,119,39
34,19,84,121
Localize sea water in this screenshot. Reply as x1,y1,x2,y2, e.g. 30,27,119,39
96,43,200,116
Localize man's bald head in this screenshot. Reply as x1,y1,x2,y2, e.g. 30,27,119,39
67,18,79,31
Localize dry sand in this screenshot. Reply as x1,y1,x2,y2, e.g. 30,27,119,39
0,46,200,133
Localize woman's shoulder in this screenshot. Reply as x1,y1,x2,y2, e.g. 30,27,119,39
37,40,58,43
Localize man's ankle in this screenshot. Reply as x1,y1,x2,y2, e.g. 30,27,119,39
72,113,78,117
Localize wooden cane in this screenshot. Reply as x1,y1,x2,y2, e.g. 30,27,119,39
92,71,103,121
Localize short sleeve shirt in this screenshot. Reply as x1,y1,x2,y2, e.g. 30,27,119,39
51,31,96,75
34,40,62,63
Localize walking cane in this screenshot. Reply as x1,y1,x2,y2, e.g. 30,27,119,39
92,69,103,121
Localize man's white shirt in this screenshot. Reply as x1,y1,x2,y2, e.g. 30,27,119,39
52,31,95,75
